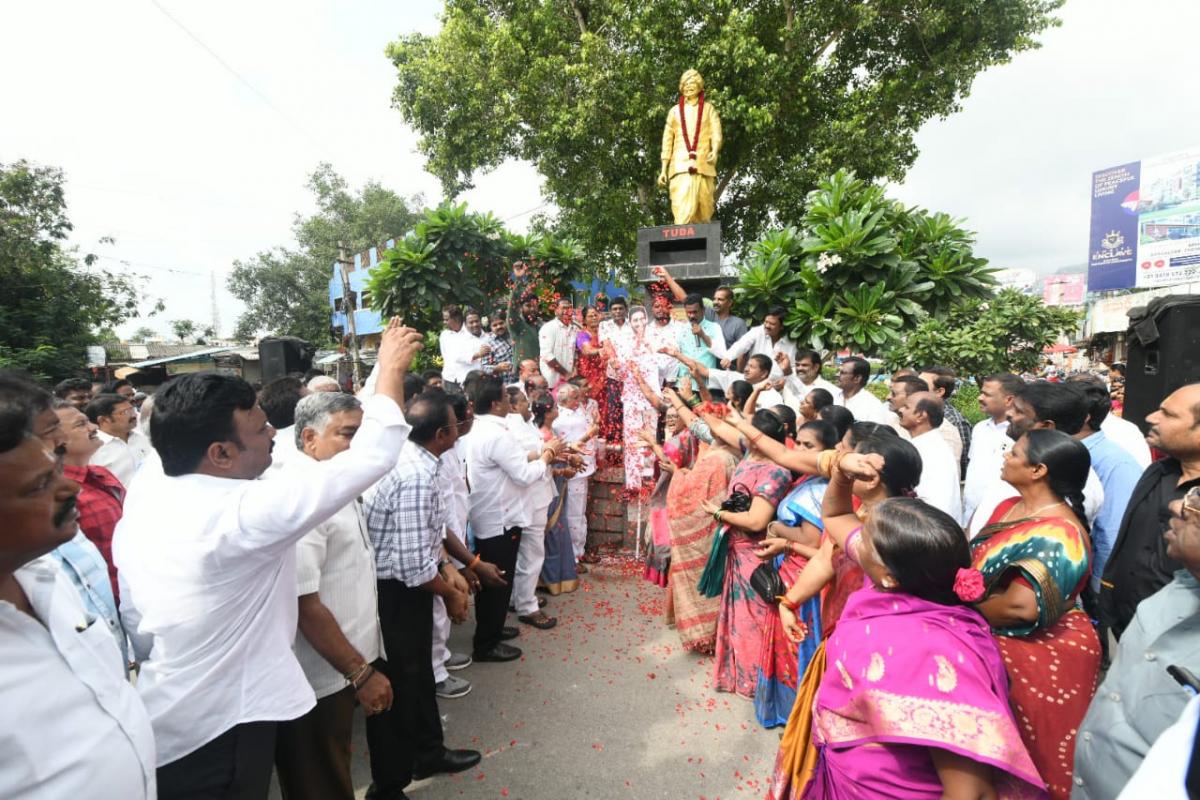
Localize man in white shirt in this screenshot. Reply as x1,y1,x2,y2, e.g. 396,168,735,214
113,320,422,799
443,308,490,387
962,373,1021,526
598,296,632,437
466,377,564,661
897,391,963,523
0,374,156,800
776,350,837,407
886,375,963,462
552,383,599,563
967,380,1106,536
538,298,579,388
86,392,151,487
646,296,686,385
665,349,784,407
721,306,797,377
834,356,889,424
438,305,473,387
506,386,562,629
275,392,392,800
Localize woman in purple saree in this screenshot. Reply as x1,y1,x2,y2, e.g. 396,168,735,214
802,494,1047,800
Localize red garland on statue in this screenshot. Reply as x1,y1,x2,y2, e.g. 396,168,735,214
677,92,705,175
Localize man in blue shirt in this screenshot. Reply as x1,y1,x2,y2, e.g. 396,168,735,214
676,292,726,387
1072,378,1142,598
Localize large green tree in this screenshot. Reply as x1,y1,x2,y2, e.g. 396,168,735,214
0,161,143,381
387,0,1061,267
228,163,422,343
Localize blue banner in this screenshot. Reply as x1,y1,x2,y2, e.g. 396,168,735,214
1088,161,1140,291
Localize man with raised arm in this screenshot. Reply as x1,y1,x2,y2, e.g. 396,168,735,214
113,318,422,799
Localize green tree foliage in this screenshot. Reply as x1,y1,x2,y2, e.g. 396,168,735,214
228,163,421,343
734,170,997,354
130,326,158,342
0,161,143,381
387,0,1062,266
171,319,198,342
365,202,588,332
886,287,1080,381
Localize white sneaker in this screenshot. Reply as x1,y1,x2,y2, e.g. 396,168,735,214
435,674,472,699
445,652,472,671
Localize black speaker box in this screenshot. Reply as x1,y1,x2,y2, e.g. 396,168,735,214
1124,294,1200,432
259,337,314,383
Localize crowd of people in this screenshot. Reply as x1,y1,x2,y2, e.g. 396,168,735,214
2,262,1199,800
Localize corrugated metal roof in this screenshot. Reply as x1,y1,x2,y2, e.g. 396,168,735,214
128,346,237,368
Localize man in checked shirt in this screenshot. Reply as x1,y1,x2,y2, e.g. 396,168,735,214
364,393,481,795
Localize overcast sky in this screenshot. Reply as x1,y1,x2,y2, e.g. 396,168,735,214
2,0,1197,339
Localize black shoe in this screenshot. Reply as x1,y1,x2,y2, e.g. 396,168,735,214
500,625,520,641
473,642,522,662
412,748,482,780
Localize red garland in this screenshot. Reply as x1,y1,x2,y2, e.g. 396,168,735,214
677,92,705,174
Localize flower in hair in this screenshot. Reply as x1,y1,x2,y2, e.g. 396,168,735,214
953,568,986,602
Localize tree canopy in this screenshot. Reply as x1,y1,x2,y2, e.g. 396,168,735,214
387,0,1062,267
0,161,144,381
228,163,422,343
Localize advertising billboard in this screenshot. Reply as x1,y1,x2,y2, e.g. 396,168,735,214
1088,146,1200,291
1043,274,1087,306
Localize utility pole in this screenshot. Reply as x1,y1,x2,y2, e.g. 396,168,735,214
336,241,363,390
209,269,220,341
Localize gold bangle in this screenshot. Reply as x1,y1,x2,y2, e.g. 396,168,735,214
468,554,481,570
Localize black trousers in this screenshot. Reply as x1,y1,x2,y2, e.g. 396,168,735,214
157,720,277,800
472,526,522,654
365,582,444,793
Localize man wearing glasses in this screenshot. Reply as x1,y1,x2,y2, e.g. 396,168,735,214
1101,382,1200,641
85,393,151,487
1072,486,1200,799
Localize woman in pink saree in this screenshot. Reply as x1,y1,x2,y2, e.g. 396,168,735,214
801,495,1047,799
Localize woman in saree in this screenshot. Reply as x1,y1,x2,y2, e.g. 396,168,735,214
653,385,742,653
637,405,689,590
752,419,839,728
574,306,607,409
798,495,1046,799
972,428,1100,800
698,409,794,698
532,391,580,596
760,427,923,800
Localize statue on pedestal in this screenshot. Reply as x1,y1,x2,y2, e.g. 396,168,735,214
657,69,722,225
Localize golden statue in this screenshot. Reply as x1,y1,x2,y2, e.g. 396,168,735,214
658,69,722,225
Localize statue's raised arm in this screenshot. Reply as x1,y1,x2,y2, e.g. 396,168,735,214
657,69,722,225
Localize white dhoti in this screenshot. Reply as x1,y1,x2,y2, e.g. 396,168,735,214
512,502,550,616
431,595,451,683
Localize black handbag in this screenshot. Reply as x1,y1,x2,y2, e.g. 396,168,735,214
720,484,753,514
749,560,786,603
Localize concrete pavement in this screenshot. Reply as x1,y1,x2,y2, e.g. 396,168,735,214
272,554,778,799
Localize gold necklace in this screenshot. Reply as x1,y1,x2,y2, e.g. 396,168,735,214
1003,499,1064,522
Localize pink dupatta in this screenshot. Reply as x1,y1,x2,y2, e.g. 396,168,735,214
804,586,1047,799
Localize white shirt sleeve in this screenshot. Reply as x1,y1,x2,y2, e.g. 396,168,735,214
487,427,548,488
235,394,411,553
723,326,757,361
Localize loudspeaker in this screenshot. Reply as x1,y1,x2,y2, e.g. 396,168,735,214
259,337,314,383
1124,294,1200,432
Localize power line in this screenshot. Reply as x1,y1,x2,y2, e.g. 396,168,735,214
92,260,207,281
148,0,330,154
502,201,552,223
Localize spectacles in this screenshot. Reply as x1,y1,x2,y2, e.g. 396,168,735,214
1184,486,1200,519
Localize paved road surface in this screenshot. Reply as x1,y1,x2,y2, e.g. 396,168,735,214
272,554,777,799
